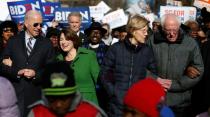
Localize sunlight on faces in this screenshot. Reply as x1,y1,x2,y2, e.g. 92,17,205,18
68,16,81,33
25,13,43,37
163,18,179,42
132,25,148,44
59,33,74,52
90,30,102,44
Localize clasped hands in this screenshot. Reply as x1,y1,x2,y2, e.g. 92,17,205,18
2,57,35,79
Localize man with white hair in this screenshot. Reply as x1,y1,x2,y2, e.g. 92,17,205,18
0,10,55,117
147,14,204,117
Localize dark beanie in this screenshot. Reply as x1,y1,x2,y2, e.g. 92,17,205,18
41,62,77,96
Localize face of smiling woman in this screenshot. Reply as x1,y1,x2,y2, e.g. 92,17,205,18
59,33,74,52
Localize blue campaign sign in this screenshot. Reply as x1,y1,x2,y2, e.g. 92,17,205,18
55,7,91,31
42,2,61,22
7,0,44,24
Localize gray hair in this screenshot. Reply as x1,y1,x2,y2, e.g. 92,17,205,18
160,14,181,27
67,12,82,22
24,10,42,22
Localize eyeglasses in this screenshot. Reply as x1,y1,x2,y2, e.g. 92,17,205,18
33,23,43,27
163,28,179,33
3,28,13,32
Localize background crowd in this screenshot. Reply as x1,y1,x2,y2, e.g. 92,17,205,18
0,0,210,117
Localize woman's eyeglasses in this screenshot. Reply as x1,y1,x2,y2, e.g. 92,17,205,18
33,23,43,27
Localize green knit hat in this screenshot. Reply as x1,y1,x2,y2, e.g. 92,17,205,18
41,62,77,96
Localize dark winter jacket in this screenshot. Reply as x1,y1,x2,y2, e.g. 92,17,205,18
100,38,157,117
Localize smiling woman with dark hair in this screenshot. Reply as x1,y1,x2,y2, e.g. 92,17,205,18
56,29,100,105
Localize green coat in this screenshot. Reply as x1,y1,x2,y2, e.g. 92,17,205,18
56,47,100,105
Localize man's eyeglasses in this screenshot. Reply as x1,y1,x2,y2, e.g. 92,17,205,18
33,23,43,27
163,28,179,34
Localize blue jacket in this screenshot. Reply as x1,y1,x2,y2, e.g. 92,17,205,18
100,38,157,117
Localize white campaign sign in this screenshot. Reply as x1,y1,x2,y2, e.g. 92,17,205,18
89,1,111,22
89,6,104,21
102,9,128,29
160,6,197,23
97,1,111,14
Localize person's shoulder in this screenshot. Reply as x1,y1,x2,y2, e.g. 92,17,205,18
78,47,95,55
77,101,107,117
111,41,125,48
183,34,198,46
9,31,24,41
28,104,52,117
38,36,53,46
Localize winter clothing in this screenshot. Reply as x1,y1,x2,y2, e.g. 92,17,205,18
84,22,107,37
124,78,174,117
100,38,157,117
41,61,77,96
0,76,20,117
56,47,99,104
27,62,106,117
83,41,108,65
192,40,210,115
0,31,55,117
147,30,204,114
28,92,107,117
124,78,165,117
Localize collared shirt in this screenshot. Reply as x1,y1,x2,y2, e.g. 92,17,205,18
77,31,80,36
25,32,36,48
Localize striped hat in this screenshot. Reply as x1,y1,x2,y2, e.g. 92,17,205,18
41,62,77,96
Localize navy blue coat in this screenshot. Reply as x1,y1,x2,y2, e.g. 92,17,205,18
99,38,157,117
0,31,55,117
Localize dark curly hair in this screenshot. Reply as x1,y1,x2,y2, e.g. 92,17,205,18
0,21,18,38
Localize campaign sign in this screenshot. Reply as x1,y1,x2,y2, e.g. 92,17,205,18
194,0,210,12
102,9,128,29
55,7,91,31
160,6,197,23
42,2,61,22
7,0,44,24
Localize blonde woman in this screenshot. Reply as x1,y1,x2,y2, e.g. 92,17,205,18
100,14,157,117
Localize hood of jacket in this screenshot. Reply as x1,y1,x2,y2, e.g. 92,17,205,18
153,28,185,44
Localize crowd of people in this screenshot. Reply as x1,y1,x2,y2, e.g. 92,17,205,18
0,4,210,117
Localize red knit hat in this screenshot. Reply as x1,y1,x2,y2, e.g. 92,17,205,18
124,78,165,117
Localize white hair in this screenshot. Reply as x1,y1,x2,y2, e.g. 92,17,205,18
160,14,181,27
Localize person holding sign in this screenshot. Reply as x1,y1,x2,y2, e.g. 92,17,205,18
0,10,55,117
